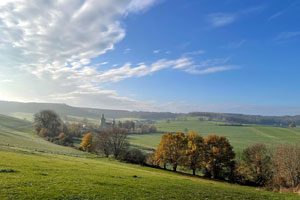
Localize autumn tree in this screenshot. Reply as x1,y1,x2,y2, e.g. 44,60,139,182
34,110,62,137
154,134,169,169
183,130,205,175
289,123,296,128
80,133,93,152
242,143,273,186
154,132,187,172
204,134,235,179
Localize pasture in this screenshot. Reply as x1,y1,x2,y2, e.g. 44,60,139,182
1,146,300,200
1,115,300,199
129,118,300,153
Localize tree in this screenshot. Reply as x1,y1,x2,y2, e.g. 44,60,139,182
273,144,300,188
183,130,205,175
289,123,296,128
242,143,273,186
108,128,129,159
34,110,62,137
80,133,93,152
154,134,169,169
154,132,187,172
94,131,112,157
204,134,235,179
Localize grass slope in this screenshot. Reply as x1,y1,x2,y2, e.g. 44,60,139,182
1,147,300,200
129,118,300,153
0,114,86,157
1,115,300,199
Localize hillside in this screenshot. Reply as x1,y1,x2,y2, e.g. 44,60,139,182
0,101,178,120
0,116,299,199
1,100,300,126
129,118,300,153
0,114,87,156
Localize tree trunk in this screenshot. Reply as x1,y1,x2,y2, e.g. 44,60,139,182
193,169,196,176
173,165,177,172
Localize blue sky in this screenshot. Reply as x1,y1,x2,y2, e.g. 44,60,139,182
0,0,300,115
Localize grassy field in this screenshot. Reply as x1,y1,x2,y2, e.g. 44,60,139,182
1,146,300,200
0,114,87,157
1,115,300,199
129,118,300,153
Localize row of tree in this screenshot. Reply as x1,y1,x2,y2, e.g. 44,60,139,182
235,143,300,190
150,131,235,179
148,131,300,191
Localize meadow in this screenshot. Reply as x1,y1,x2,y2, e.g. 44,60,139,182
0,114,87,157
129,117,300,153
1,115,300,199
1,146,300,199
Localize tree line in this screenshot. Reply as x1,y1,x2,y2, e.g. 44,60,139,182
148,131,235,179
147,131,300,192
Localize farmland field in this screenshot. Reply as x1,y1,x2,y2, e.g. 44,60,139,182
129,117,300,153
0,114,87,157
1,115,300,199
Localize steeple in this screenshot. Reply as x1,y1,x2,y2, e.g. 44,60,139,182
99,114,106,127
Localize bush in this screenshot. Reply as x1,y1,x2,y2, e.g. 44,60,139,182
241,143,273,186
121,149,146,165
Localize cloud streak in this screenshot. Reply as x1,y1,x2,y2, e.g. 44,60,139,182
0,0,238,112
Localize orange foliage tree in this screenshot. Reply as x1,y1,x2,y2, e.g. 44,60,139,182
154,132,187,172
183,130,205,175
203,134,235,179
80,133,93,152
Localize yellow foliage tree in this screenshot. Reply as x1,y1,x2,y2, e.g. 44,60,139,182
154,132,187,171
204,134,235,179
80,133,93,152
183,130,205,175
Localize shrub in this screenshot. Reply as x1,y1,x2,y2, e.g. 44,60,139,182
80,133,93,152
121,149,146,165
241,143,273,186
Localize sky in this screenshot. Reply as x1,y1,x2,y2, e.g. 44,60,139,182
0,0,300,115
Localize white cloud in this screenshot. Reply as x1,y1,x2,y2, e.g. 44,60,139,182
153,49,160,54
183,50,205,56
208,6,264,28
208,13,236,27
223,40,246,49
100,62,109,65
0,0,238,112
275,31,300,40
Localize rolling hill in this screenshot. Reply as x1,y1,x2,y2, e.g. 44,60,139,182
0,115,299,199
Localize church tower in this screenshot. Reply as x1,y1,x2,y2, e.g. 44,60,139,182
99,114,106,127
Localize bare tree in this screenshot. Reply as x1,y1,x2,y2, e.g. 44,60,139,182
94,131,112,157
273,144,300,188
94,128,129,159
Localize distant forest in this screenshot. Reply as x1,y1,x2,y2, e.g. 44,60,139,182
0,100,299,126
187,112,300,126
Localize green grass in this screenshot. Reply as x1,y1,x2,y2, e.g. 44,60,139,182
129,118,300,153
1,146,300,200
1,114,300,199
0,114,87,157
